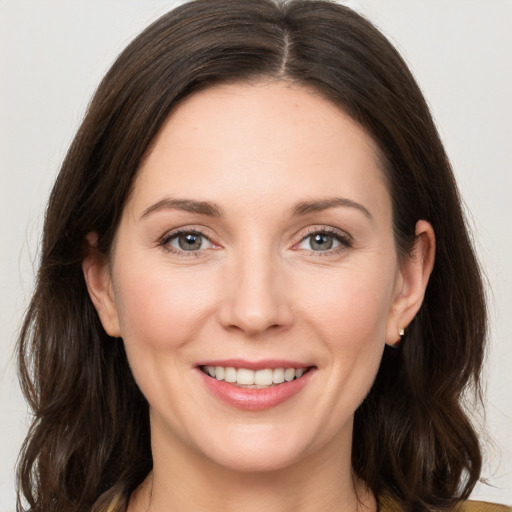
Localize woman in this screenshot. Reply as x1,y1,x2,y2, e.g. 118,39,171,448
15,1,510,511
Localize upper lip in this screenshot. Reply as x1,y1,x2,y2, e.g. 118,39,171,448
196,359,314,371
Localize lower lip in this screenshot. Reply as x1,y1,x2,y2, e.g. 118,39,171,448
198,368,315,411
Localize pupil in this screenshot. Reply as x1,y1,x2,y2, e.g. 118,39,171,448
179,233,201,251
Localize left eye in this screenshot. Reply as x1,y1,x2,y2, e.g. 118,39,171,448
298,232,345,251
166,231,213,252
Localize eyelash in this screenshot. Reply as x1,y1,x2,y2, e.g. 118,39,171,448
158,226,353,257
159,228,214,258
296,227,353,257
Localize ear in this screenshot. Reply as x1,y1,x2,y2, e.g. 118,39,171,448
386,220,435,346
82,233,121,338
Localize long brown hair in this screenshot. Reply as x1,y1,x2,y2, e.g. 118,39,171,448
17,1,486,511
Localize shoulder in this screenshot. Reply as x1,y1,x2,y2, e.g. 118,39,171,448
378,495,512,512
457,501,512,512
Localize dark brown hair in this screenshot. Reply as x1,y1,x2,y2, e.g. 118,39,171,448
17,1,486,511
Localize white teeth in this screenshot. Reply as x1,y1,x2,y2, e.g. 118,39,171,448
284,368,295,382
254,369,273,386
203,365,308,386
272,368,285,384
237,368,255,385
224,367,237,383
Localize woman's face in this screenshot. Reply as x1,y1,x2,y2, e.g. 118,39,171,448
88,81,420,474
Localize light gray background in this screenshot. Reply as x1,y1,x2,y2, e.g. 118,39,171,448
1,1,510,509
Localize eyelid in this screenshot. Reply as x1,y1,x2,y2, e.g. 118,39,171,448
159,226,219,256
299,226,352,241
293,226,353,254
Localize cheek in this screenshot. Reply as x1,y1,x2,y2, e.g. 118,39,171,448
112,260,218,353
298,263,396,346
110,261,220,417
295,261,395,408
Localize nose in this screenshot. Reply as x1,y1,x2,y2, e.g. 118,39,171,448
218,249,294,336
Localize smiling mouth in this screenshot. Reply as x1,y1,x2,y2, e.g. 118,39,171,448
200,365,312,389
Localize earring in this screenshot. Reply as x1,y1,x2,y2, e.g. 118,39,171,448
388,327,404,348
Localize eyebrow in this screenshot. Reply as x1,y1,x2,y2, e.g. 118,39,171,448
140,198,223,219
292,197,372,219
140,196,371,220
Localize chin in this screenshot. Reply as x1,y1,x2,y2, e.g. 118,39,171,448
188,419,336,475
203,440,307,474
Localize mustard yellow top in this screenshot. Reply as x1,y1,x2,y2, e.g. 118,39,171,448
378,494,512,512
458,504,512,512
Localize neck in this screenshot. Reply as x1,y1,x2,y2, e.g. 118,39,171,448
129,421,376,512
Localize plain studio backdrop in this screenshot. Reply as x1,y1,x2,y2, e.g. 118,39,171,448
0,1,510,509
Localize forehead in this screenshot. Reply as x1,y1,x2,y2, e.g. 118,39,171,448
129,81,390,220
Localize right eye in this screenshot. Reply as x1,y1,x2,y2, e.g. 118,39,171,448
298,232,342,251
294,228,353,255
161,230,214,253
